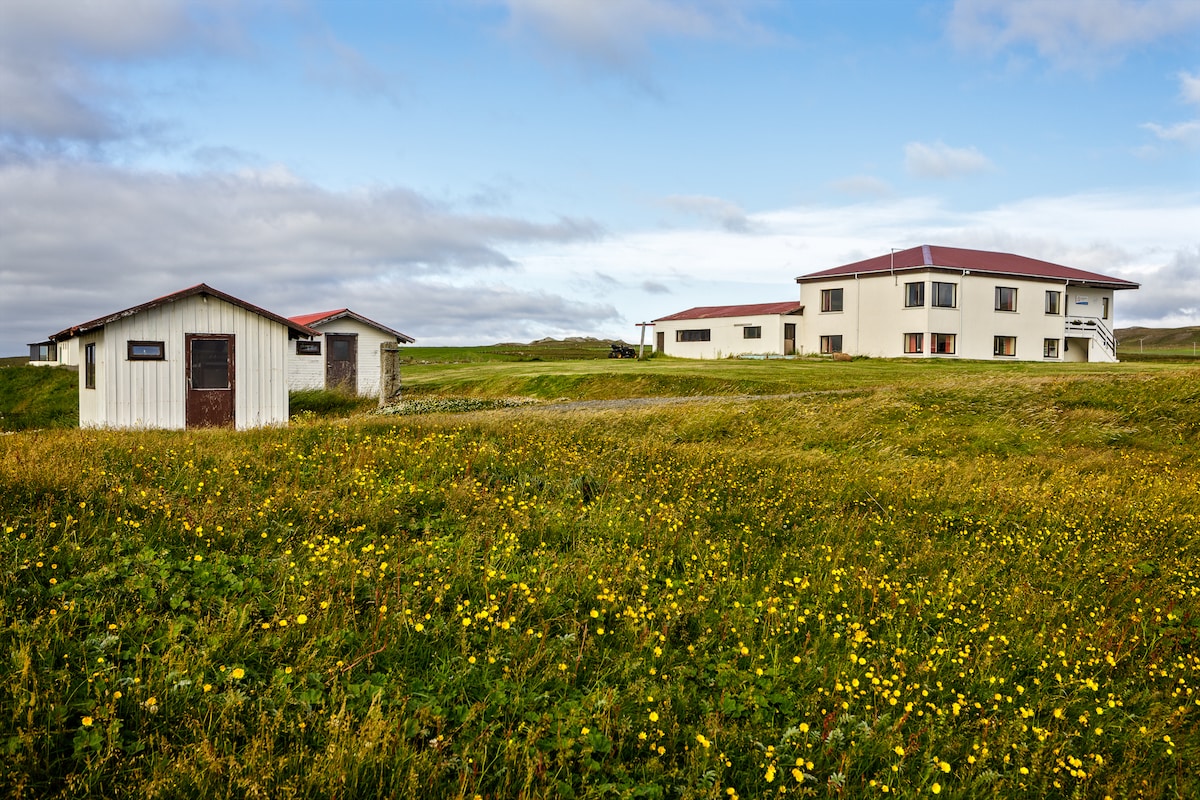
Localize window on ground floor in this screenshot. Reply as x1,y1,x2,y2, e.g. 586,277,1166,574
127,340,165,360
819,335,843,354
297,340,321,355
29,342,57,361
743,326,762,339
676,329,711,342
903,333,923,354
931,333,956,354
1044,338,1060,358
993,335,1017,357
85,343,96,389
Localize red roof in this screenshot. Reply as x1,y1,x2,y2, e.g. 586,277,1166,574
51,284,317,341
288,309,415,343
655,301,804,322
796,245,1139,290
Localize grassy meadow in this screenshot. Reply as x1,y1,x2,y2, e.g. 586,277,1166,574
2,355,1199,798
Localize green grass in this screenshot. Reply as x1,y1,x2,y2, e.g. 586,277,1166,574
2,361,1198,798
402,338,637,364
0,365,78,431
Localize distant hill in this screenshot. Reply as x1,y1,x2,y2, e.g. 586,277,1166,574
1116,326,1200,347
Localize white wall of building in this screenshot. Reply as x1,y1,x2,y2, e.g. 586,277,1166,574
655,314,801,359
76,294,291,429
286,316,398,397
799,271,1117,361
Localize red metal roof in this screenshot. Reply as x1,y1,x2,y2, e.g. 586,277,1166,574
796,245,1139,289
655,301,804,322
288,309,415,343
51,284,317,341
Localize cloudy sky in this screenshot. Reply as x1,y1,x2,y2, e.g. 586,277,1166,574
2,0,1199,353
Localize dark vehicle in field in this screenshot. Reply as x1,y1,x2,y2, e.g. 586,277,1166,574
608,343,637,359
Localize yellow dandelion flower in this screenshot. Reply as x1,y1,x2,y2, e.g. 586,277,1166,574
82,716,93,727
231,668,245,680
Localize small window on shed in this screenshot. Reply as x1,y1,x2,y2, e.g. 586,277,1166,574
29,342,58,362
743,326,762,339
297,340,322,355
676,329,711,342
128,340,165,360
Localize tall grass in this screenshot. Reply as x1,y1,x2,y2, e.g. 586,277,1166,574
1,366,1198,798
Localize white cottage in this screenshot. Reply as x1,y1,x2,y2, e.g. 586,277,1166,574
49,284,316,429
653,301,805,359
286,309,414,398
796,245,1139,362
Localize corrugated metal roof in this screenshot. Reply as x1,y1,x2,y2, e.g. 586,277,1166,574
796,245,1140,289
655,301,804,322
288,309,416,343
51,284,317,341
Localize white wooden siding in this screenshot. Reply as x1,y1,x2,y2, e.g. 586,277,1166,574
81,294,291,429
286,317,398,397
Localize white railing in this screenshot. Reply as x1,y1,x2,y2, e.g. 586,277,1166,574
1064,316,1116,358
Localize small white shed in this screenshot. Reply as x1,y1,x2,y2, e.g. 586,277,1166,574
286,309,414,399
653,302,805,359
49,284,316,429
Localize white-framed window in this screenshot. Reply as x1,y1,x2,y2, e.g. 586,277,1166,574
903,333,923,354
1045,290,1061,315
1044,338,1060,358
995,287,1017,312
905,282,925,307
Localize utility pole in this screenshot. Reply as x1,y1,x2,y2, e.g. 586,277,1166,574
635,322,654,360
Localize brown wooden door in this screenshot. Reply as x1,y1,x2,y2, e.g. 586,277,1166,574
186,334,235,428
784,323,796,355
325,333,358,393
656,331,664,353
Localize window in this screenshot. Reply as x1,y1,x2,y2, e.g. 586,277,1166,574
85,343,96,389
127,340,165,360
931,333,956,354
29,342,57,362
932,282,957,308
676,329,711,342
190,339,230,389
993,336,1016,357
1044,338,1060,358
903,333,923,354
1102,297,1110,320
819,335,843,354
297,340,321,355
1045,290,1061,315
820,288,843,313
904,282,925,307
995,287,1017,312
742,326,762,339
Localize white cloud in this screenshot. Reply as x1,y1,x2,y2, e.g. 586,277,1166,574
1181,70,1200,105
494,0,773,85
0,159,604,352
904,141,994,179
948,0,1200,66
829,175,893,198
660,194,751,232
1141,71,1200,148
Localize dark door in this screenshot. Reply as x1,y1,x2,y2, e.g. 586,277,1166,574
326,333,358,393
186,334,235,428
784,323,796,355
656,331,664,353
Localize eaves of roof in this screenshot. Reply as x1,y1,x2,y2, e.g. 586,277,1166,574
654,301,805,322
287,309,416,343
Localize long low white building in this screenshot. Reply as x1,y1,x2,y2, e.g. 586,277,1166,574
653,301,804,359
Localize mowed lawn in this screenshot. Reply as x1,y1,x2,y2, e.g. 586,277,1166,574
2,357,1198,798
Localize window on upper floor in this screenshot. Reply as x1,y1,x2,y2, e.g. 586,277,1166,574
1045,290,1061,315
1102,297,1110,320
820,335,843,354
820,288,844,313
676,329,711,342
932,282,956,308
904,282,925,308
743,326,762,339
995,287,1017,312
903,333,923,354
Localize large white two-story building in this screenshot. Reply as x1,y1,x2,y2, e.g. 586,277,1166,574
653,245,1139,362
796,245,1138,362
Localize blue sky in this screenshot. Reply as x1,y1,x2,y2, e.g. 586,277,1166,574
2,0,1199,353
